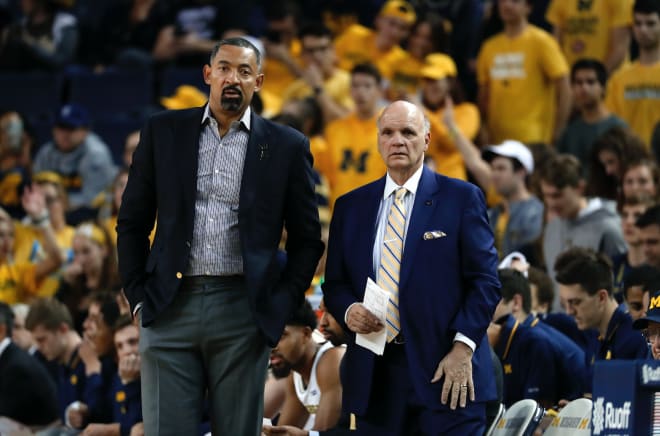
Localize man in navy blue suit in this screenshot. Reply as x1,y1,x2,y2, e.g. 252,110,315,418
323,100,501,435
117,37,324,435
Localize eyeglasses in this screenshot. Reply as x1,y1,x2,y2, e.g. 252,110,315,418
643,328,660,341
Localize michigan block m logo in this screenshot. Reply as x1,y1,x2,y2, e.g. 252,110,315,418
341,150,369,173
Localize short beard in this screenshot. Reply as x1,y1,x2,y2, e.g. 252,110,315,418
271,362,293,379
221,96,243,112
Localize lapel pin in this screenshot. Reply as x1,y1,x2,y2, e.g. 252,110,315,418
259,144,269,160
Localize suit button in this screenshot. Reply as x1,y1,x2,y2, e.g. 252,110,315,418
176,272,183,279
185,241,191,248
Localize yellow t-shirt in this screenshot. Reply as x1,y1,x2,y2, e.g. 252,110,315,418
605,61,660,147
282,69,354,111
425,103,481,181
324,113,386,205
0,262,39,304
13,222,75,297
334,24,411,79
261,39,302,115
546,0,633,67
13,223,74,264
310,135,333,184
477,25,569,144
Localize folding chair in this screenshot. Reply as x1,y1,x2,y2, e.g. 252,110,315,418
490,399,544,436
543,398,592,436
485,403,506,436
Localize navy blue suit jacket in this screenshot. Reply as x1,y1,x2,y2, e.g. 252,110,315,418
117,106,324,346
323,167,501,414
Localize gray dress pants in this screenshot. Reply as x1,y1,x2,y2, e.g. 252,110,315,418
139,276,270,435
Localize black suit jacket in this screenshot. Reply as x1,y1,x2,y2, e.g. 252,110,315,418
0,342,58,426
117,107,324,346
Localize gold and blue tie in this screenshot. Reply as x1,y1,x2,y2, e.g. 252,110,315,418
378,187,407,342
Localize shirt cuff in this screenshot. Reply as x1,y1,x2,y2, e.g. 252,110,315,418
344,302,360,324
454,332,476,352
309,432,319,436
132,302,142,318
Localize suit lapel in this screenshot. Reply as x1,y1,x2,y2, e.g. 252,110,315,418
360,177,386,280
400,167,440,290
240,113,269,211
178,108,204,217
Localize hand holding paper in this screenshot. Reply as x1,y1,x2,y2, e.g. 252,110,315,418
355,278,391,355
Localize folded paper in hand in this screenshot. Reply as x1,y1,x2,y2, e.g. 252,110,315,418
355,277,390,355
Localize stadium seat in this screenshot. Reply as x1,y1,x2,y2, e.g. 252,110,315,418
485,403,506,436
67,69,154,119
0,72,62,126
490,399,544,436
542,398,592,436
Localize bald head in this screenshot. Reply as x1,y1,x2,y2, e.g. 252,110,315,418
378,100,429,135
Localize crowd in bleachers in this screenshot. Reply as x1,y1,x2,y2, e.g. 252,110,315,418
2,0,660,434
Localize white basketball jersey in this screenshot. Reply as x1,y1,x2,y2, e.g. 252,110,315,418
293,341,334,430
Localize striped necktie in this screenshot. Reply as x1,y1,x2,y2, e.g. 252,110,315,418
378,187,407,342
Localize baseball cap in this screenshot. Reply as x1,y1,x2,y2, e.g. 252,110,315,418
498,251,529,277
483,140,534,174
633,289,660,330
160,85,208,110
55,103,90,129
420,53,457,80
379,0,416,25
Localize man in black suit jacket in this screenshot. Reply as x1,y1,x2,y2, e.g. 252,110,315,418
117,37,324,435
0,302,58,426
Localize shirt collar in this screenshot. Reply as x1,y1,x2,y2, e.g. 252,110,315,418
383,164,424,200
0,337,10,358
201,104,252,131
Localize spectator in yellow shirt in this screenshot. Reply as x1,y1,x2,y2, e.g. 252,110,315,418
12,171,75,298
334,0,415,81
419,54,480,180
546,0,633,72
390,12,450,100
0,185,63,304
606,0,660,147
323,63,386,206
477,0,571,145
282,24,353,124
261,2,303,115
